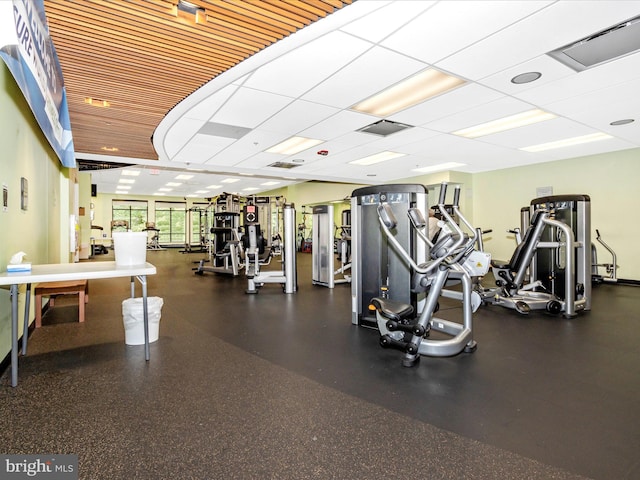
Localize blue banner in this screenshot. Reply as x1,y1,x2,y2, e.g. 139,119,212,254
0,0,75,167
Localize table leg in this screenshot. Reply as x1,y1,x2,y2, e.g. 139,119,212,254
141,276,150,361
10,284,18,387
22,283,31,356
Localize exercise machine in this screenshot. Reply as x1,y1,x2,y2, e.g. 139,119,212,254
370,183,486,367
311,205,351,288
243,202,297,294
350,184,429,328
194,194,242,276
482,195,591,317
143,222,163,250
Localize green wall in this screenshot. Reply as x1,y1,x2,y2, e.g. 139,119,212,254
472,148,640,280
0,62,69,361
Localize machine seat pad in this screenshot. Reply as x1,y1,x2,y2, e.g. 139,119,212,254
491,259,510,269
370,297,414,322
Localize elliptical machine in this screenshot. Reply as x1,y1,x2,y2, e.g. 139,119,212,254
370,183,488,367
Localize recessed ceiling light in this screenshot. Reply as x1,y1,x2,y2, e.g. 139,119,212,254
511,72,542,84
351,68,466,117
266,136,324,155
116,185,131,190
206,184,221,189
115,190,128,194
350,151,405,166
153,192,166,196
520,132,612,152
195,190,210,194
85,97,110,107
175,174,194,180
239,173,254,176
158,188,173,192
118,179,135,184
243,187,259,191
412,162,466,174
166,182,182,187
221,178,240,184
453,109,556,138
101,146,118,152
610,118,634,126
122,169,141,176
261,181,281,186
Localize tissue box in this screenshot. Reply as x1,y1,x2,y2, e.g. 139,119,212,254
7,263,32,272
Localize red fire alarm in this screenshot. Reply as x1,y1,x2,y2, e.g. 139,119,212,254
317,150,329,156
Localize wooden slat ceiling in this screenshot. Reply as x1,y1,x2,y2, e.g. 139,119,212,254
43,0,352,161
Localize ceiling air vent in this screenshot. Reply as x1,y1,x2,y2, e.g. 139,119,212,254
357,119,413,136
268,162,300,169
548,15,640,72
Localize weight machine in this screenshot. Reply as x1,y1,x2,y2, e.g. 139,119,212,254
243,202,297,294
194,194,242,276
481,195,591,317
369,183,485,367
311,205,351,288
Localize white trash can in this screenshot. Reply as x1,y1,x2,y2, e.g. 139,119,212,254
122,297,163,345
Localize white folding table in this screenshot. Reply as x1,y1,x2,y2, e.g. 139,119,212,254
0,261,157,387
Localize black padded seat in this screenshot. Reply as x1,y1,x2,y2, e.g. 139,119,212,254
370,297,414,322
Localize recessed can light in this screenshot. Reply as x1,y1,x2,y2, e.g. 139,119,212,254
610,118,634,126
511,72,542,84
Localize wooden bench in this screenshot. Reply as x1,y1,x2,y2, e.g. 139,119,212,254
35,280,89,328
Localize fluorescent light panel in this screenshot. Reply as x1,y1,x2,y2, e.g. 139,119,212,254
412,162,466,173
221,178,240,184
118,178,135,184
206,184,221,189
122,169,141,176
350,151,405,166
175,174,193,180
520,132,612,152
351,68,466,117
453,109,557,138
261,181,281,186
266,136,323,155
166,182,182,186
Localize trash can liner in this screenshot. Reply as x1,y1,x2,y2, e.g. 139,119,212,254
122,297,163,345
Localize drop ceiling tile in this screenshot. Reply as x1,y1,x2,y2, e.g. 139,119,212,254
302,46,428,109
389,83,503,127
478,55,575,96
164,118,206,158
423,96,537,133
300,110,377,140
339,1,435,43
172,134,235,163
183,84,239,121
437,1,640,80
210,87,293,128
206,129,291,167
381,1,553,65
243,31,373,98
258,100,339,135
517,51,640,107
475,117,597,149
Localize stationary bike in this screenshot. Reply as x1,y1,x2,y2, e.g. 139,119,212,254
370,183,489,367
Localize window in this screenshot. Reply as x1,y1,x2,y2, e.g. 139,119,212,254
112,200,148,232
155,201,186,245
189,202,211,247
